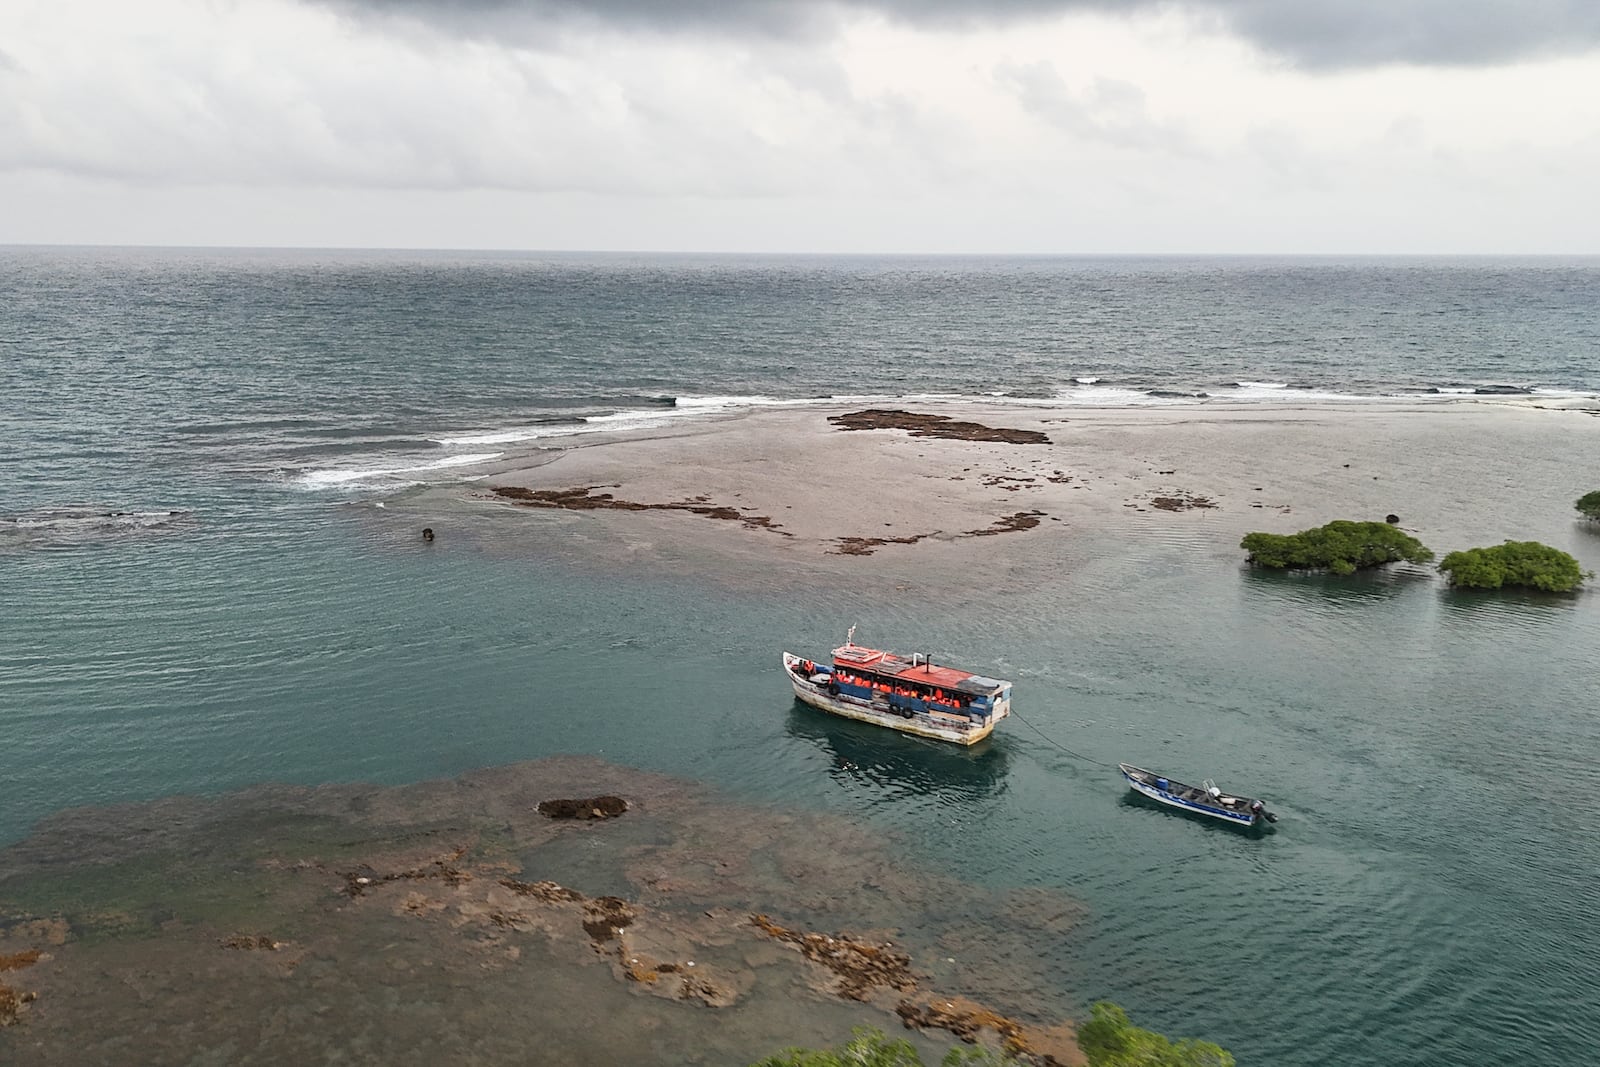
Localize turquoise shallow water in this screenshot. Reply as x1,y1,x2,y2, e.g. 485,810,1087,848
4,248,1600,1064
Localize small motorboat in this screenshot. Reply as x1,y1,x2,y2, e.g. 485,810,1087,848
1119,763,1277,829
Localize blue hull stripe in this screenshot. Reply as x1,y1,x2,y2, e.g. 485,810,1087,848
1124,777,1258,825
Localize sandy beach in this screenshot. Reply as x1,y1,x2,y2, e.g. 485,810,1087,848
435,398,1600,579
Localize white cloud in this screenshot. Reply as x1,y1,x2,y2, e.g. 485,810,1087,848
2,0,1598,250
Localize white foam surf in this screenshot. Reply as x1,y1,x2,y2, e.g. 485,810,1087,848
1,508,194,532
297,451,504,490
406,380,1600,477
434,428,570,446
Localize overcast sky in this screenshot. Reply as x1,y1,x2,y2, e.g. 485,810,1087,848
3,0,1598,252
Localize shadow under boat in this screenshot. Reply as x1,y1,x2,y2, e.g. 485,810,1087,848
1117,788,1278,837
786,700,1011,803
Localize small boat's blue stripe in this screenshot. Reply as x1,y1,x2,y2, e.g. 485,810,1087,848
1124,779,1256,823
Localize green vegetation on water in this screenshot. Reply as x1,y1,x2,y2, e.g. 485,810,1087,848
1576,490,1600,521
1438,541,1591,592
1075,1003,1234,1067
749,1003,1233,1067
749,1028,1007,1067
1240,520,1434,576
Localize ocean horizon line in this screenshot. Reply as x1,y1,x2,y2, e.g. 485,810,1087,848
5,242,1600,261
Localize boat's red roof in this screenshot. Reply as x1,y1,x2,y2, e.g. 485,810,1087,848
830,643,1007,693
891,663,974,688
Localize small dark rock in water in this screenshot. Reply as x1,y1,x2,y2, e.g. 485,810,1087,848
1386,514,1400,524
421,527,434,542
538,795,628,820
1150,495,1216,512
220,934,281,951
1473,385,1533,395
0,984,39,1027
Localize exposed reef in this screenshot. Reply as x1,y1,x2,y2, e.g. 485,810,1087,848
488,485,790,536
897,996,1079,1065
0,985,36,1028
338,844,475,898
0,757,1085,1064
1148,494,1217,512
831,511,1046,556
489,482,1046,558
828,410,1051,445
0,949,41,1028
751,913,1080,1065
750,913,916,1001
218,935,282,951
0,950,43,972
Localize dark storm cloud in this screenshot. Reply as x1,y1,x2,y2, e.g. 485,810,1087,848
324,0,1600,69
1210,0,1600,69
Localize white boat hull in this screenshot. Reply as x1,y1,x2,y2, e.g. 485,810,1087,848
1119,764,1270,828
783,652,1002,746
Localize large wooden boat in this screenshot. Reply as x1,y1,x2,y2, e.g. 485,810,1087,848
1119,763,1277,829
783,628,1012,746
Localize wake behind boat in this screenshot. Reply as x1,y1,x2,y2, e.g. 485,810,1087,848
783,628,1012,746
1120,763,1277,829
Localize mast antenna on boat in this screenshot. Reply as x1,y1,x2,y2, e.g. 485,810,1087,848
846,624,856,647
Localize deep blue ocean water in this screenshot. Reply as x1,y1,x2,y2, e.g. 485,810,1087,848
3,247,1600,1064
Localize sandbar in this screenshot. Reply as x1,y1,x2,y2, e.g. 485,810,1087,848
434,398,1600,577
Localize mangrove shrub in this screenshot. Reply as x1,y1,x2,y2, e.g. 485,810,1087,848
1577,490,1600,522
1076,1003,1235,1067
1438,541,1590,592
1240,520,1434,575
749,1028,1008,1067
749,1006,1235,1067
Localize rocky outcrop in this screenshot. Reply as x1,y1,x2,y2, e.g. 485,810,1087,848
537,795,628,820
750,913,915,1001
751,913,1081,1065
0,949,42,1027
828,410,1051,444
